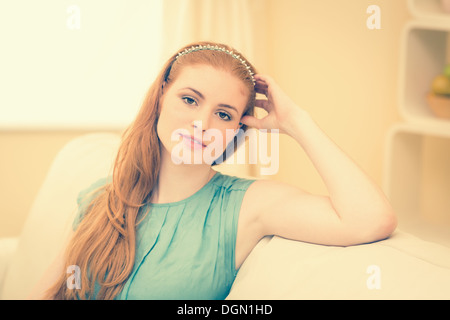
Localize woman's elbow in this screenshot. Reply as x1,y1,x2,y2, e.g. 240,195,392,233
370,209,398,242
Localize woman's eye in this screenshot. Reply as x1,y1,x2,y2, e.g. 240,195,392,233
181,96,230,121
182,96,197,106
217,112,231,121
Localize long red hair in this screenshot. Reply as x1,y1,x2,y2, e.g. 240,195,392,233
45,41,257,299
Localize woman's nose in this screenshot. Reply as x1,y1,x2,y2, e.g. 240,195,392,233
191,111,211,132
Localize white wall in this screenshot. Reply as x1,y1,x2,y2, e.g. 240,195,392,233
0,0,163,130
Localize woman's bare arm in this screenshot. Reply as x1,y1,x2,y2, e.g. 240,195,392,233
240,74,397,246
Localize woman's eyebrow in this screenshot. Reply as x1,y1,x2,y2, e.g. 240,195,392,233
218,104,238,114
181,87,204,99
180,87,238,114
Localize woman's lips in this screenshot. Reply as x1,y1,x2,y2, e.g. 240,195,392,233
180,134,206,148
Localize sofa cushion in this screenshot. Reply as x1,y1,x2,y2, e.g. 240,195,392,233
1,133,121,299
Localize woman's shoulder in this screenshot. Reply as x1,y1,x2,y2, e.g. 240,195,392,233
77,176,111,204
72,176,111,230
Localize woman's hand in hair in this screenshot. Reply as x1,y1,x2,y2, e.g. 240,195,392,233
240,74,306,136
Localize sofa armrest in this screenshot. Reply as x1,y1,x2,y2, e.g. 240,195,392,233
227,230,450,299
0,237,19,297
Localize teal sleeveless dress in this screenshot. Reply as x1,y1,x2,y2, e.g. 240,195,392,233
72,171,257,300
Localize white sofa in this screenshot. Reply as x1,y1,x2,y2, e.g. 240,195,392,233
1,133,450,300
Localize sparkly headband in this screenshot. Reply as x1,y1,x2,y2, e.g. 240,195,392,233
175,44,256,85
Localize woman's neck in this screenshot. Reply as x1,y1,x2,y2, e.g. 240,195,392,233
150,149,216,204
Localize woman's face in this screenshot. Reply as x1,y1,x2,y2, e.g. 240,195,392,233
157,64,250,165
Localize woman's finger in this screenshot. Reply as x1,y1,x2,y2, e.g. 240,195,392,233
254,74,273,87
254,81,268,95
255,99,272,112
240,115,262,130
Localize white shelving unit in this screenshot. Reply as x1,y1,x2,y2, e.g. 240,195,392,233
384,0,450,247
408,0,450,20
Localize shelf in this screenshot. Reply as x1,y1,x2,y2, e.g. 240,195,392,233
398,20,450,126
386,122,450,138
386,1,450,248
383,123,450,247
383,123,450,207
408,0,450,20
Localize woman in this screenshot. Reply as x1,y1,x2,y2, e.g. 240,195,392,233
30,41,396,300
